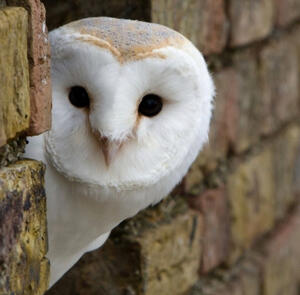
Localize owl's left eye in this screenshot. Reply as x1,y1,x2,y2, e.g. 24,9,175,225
69,86,90,108
138,94,163,117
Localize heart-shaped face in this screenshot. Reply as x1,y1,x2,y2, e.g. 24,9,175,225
46,17,215,192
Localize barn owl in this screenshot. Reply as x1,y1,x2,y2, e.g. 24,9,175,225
25,17,214,287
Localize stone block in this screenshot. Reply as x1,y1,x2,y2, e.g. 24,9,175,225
194,36,299,168
274,0,300,27
290,26,300,114
47,198,202,295
151,0,228,55
271,125,300,219
7,0,52,135
226,147,275,264
184,67,241,178
189,256,261,295
229,0,274,47
259,37,299,134
207,68,239,157
0,160,49,295
261,204,300,295
188,188,230,273
0,7,30,147
230,50,262,153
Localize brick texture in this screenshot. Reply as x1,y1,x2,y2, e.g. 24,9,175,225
226,147,275,264
0,7,30,147
23,2,300,295
229,0,274,47
187,124,300,272
151,0,228,55
259,36,299,134
7,0,52,136
274,0,300,27
261,204,300,295
0,160,49,295
189,188,230,273
46,199,202,295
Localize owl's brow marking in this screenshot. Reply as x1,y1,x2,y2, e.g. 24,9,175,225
75,35,167,63
67,17,187,63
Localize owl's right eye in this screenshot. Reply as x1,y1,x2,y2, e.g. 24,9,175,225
69,86,90,108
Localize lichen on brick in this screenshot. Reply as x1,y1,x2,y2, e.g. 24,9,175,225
0,160,49,295
0,136,27,168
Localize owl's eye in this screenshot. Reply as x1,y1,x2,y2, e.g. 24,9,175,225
138,94,163,117
69,86,90,108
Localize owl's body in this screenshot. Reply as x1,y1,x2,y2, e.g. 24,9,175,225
25,17,214,287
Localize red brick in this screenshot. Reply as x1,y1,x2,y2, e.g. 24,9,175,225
189,187,230,273
229,0,274,47
184,68,239,182
7,0,52,135
230,50,262,153
151,0,228,55
207,68,239,159
274,0,300,27
259,37,299,135
261,204,300,295
209,51,265,155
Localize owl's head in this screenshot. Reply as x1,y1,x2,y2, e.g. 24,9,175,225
46,17,214,196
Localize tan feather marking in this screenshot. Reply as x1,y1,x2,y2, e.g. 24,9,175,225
66,17,187,63
75,35,123,62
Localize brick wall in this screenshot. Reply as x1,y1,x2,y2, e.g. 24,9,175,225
0,1,51,294
44,1,300,295
1,1,299,295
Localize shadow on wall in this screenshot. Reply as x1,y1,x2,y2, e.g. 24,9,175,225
42,0,151,30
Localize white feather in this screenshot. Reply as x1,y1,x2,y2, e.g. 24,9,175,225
25,17,215,287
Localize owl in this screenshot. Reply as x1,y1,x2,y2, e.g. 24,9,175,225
25,17,214,287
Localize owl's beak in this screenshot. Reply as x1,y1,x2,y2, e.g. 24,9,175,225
99,136,122,167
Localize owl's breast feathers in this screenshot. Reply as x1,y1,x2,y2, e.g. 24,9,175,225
65,17,187,63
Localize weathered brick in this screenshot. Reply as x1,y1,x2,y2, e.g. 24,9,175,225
290,26,300,112
0,7,30,147
47,199,202,295
200,51,265,161
259,37,299,134
208,68,239,157
230,50,262,153
274,0,300,27
189,256,261,295
184,67,241,180
189,188,230,273
7,0,52,135
184,158,205,195
226,148,275,264
271,125,300,219
293,140,300,197
261,204,300,295
0,137,26,167
151,0,228,55
229,0,274,47
0,160,49,295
